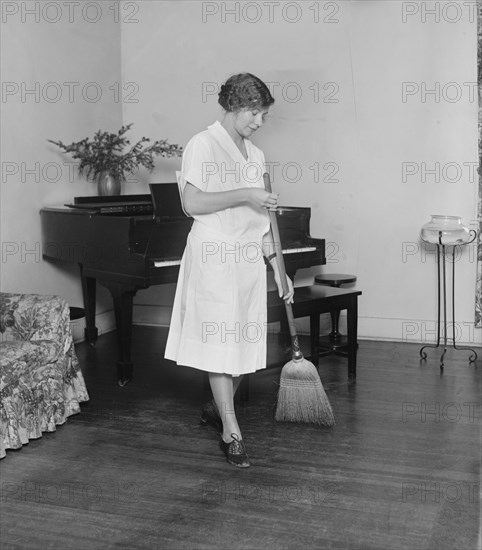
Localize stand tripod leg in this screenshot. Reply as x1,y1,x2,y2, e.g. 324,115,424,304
420,242,442,361
439,244,447,371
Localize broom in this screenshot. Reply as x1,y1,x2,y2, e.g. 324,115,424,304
263,173,335,427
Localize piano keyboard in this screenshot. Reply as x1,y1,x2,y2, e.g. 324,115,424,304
282,246,317,254
152,247,317,267
153,259,182,267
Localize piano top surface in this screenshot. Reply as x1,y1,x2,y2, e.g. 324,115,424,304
40,204,309,214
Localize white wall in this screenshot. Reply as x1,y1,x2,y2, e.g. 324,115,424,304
121,0,480,347
1,1,479,348
1,2,123,336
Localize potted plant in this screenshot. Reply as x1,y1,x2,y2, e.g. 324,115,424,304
48,123,183,195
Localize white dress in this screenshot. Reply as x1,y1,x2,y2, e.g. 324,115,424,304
164,121,270,376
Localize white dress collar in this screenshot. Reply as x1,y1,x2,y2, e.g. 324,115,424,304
207,120,250,162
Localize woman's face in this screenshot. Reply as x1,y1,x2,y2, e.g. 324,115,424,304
233,107,269,138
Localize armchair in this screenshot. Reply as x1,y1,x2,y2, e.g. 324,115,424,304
0,292,89,458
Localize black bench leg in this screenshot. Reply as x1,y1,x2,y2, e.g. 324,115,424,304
347,297,358,379
310,313,320,367
240,375,249,402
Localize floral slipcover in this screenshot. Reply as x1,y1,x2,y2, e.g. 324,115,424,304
0,293,89,458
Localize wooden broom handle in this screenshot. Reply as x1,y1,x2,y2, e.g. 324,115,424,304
263,172,303,360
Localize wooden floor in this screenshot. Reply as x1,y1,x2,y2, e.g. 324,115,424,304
1,327,480,550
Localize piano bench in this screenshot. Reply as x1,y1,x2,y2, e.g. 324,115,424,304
314,273,357,357
239,284,362,401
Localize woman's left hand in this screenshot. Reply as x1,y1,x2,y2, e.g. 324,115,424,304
274,272,294,304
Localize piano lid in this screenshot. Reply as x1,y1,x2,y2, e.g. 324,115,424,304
65,193,153,215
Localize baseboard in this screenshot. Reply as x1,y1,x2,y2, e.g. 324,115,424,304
70,309,116,343
73,306,481,349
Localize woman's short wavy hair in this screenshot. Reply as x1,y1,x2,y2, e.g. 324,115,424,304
218,73,274,113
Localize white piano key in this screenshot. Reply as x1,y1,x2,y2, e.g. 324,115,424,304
153,259,182,267
281,247,317,254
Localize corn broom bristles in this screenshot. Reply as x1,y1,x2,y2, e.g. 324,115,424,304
263,171,335,427
275,358,335,426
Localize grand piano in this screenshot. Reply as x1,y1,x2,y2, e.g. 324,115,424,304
40,183,326,384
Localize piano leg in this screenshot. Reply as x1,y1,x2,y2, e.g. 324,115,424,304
80,264,98,346
100,281,137,386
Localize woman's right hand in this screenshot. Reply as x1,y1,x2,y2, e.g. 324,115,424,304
246,189,279,211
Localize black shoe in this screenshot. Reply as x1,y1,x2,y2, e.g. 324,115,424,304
220,433,251,468
200,401,223,433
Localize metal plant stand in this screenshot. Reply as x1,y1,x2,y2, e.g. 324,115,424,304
419,230,478,370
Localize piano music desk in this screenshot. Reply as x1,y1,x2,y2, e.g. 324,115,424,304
241,285,362,401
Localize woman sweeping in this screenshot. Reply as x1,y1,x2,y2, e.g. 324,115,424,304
165,73,294,468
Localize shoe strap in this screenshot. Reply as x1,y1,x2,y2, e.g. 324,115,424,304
228,433,245,455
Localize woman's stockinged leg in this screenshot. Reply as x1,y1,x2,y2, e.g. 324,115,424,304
209,372,242,442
